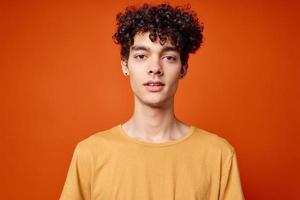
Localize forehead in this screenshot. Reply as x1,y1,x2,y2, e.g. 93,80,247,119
131,32,177,51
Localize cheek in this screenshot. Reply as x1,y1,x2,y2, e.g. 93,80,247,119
168,78,180,93
129,71,144,92
166,68,181,83
165,69,181,92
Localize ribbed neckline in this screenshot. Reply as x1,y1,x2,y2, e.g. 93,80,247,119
117,124,195,147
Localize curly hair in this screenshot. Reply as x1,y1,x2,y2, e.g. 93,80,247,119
112,3,204,65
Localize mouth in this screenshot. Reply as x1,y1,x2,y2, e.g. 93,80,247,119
143,81,165,92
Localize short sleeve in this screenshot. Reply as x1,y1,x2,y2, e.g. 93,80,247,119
60,143,93,200
219,151,245,200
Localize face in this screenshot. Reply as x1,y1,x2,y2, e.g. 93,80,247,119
121,32,188,108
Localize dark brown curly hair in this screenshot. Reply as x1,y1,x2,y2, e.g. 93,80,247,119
112,3,204,65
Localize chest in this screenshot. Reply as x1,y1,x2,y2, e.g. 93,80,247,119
91,146,221,200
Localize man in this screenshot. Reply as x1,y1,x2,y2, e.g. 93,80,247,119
60,3,244,200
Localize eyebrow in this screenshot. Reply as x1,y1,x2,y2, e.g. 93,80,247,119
130,45,179,53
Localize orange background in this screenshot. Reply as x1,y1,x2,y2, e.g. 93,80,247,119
1,0,299,199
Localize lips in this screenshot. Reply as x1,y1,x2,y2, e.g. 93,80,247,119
143,81,165,92
143,81,165,86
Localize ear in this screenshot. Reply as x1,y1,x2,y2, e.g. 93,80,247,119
121,59,129,76
179,64,188,79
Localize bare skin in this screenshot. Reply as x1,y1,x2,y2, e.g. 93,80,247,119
121,32,190,143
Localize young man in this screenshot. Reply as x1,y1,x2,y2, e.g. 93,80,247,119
60,3,244,200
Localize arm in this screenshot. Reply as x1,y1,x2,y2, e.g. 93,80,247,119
219,151,245,200
60,143,93,200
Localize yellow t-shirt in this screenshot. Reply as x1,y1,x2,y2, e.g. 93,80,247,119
60,125,244,200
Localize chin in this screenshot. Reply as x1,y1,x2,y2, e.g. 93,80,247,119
141,96,171,108
145,101,164,108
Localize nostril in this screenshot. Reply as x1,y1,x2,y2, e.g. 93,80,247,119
148,69,163,75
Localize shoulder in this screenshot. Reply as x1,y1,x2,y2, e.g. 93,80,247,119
192,126,235,156
75,125,120,155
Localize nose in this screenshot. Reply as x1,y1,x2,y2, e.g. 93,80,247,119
148,59,163,76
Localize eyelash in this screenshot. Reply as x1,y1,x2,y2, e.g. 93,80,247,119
163,56,177,61
134,55,147,60
133,54,177,62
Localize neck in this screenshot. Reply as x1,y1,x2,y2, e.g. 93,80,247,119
122,96,188,143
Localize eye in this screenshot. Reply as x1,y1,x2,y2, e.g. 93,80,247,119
134,54,147,60
163,55,177,62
